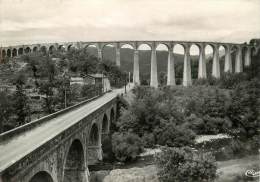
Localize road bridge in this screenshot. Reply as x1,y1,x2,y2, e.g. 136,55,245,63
0,87,130,182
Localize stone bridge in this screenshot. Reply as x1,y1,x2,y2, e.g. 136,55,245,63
1,40,259,88
0,87,129,182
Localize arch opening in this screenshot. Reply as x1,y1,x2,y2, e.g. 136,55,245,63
190,44,200,79
2,50,6,58
218,45,226,74
25,47,31,54
231,45,239,70
84,44,98,57
109,108,116,132
241,46,247,65
204,44,214,76
58,45,66,51
12,49,17,57
120,44,134,79
102,114,109,134
121,44,134,49
49,45,55,54
138,44,152,85
89,124,99,146
40,46,47,54
173,44,185,85
87,123,100,165
33,47,38,52
67,44,76,51
7,49,11,57
102,44,116,63
156,44,169,86
18,48,24,55
64,139,86,182
29,171,54,182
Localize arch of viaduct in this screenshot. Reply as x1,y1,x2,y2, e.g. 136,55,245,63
0,96,117,182
1,40,259,87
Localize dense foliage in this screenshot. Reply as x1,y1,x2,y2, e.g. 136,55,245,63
113,51,259,163
112,132,144,162
0,48,126,133
117,86,196,148
155,147,217,182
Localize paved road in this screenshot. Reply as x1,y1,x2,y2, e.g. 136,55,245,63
0,85,132,173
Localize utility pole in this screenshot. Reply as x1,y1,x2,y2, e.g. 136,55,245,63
102,72,104,93
129,72,131,85
0,45,2,64
125,72,127,94
64,89,67,108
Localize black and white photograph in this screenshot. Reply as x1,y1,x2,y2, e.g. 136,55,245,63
0,0,259,181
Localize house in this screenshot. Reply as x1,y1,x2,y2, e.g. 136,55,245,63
88,74,111,92
70,73,111,92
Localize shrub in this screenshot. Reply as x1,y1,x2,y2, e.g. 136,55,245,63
111,132,144,162
116,109,139,133
155,147,217,182
193,78,210,86
199,115,232,134
154,122,196,147
227,79,259,140
142,132,156,148
81,84,99,98
219,72,248,89
101,134,115,162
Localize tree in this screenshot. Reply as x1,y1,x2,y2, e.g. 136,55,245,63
38,56,58,113
155,122,196,147
0,91,13,133
155,147,217,182
12,73,30,126
227,79,260,140
112,132,144,162
39,81,57,114
67,49,99,74
22,55,38,78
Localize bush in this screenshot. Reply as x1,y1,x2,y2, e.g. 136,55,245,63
200,115,231,134
112,132,144,162
155,122,196,147
219,72,248,89
81,84,100,99
142,132,156,148
227,79,259,140
101,134,115,162
155,147,217,182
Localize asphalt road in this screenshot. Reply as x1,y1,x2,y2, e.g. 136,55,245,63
0,86,131,173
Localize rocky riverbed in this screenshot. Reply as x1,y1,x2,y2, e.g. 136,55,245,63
90,165,158,182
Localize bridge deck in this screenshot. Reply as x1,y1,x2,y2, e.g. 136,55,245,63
0,87,126,173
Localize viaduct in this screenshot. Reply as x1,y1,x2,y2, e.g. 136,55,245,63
1,40,259,88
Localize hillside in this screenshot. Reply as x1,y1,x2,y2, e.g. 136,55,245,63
86,47,230,82
87,47,201,73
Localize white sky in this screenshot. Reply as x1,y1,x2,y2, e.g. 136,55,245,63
0,0,260,49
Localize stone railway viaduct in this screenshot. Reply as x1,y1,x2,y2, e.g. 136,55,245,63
1,40,259,88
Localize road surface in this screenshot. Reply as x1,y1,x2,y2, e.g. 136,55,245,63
0,85,132,173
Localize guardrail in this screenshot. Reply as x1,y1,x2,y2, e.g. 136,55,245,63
0,94,102,142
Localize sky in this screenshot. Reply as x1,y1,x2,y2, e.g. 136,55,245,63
0,0,260,49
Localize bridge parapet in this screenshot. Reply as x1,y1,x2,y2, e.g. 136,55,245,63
0,89,120,182
0,96,99,143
